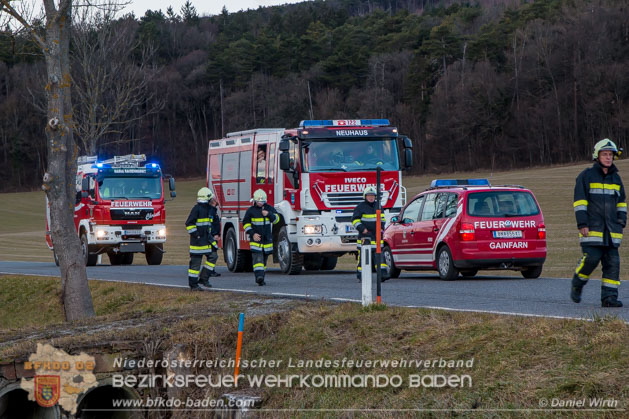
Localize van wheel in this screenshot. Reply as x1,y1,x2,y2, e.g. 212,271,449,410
145,244,163,265
121,253,134,265
437,246,458,281
521,265,543,279
304,254,322,271
460,269,478,277
321,256,338,271
278,227,303,274
383,245,401,278
224,228,248,272
81,233,98,266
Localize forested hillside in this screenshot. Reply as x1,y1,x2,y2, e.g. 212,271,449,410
1,0,628,191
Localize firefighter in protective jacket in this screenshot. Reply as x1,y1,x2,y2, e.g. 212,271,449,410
243,189,280,286
185,187,221,290
572,139,626,307
352,186,388,281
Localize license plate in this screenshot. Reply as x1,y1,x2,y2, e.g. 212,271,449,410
124,230,142,235
493,230,522,238
345,225,356,233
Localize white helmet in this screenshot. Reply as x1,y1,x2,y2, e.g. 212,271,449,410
197,187,213,203
363,186,377,199
253,189,267,203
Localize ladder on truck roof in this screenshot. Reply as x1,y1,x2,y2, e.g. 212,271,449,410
77,154,147,167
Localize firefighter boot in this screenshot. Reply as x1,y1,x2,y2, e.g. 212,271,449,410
570,274,586,303
602,297,623,307
255,274,266,286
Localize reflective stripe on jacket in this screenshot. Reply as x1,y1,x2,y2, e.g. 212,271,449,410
185,203,221,250
574,162,626,247
242,204,280,253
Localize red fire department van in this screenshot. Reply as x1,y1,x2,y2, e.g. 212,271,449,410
382,179,547,280
207,119,413,274
45,154,176,266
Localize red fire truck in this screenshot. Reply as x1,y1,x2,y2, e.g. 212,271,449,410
207,119,413,274
45,154,176,266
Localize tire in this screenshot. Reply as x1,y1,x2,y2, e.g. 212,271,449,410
121,253,134,265
321,256,338,271
521,265,543,279
145,244,163,265
81,233,98,266
224,228,249,272
107,250,122,266
383,245,401,279
460,269,478,278
304,254,323,271
277,227,303,274
53,250,60,267
437,246,458,281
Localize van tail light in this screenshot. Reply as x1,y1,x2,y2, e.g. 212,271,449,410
537,224,546,240
459,222,475,241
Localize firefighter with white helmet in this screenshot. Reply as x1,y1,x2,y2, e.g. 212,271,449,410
242,189,281,285
572,138,626,307
351,186,388,282
185,187,221,290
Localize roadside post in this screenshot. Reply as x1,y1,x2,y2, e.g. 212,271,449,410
375,167,382,303
234,312,245,383
361,238,372,306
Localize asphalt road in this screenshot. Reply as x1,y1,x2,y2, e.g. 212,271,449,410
1,261,627,322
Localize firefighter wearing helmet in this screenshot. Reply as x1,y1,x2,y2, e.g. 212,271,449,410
351,186,388,282
242,189,281,286
571,138,626,307
185,187,221,290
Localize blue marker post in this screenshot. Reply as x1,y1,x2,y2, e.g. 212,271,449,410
234,313,245,383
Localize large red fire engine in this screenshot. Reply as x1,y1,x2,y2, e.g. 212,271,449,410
207,119,413,274
45,154,176,266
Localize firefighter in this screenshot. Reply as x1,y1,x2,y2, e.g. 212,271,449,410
571,139,626,307
352,186,389,282
185,187,221,291
243,189,280,286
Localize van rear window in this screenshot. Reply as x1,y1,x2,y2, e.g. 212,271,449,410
467,191,540,217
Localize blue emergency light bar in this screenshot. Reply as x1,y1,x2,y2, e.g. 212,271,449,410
430,179,491,188
300,119,390,128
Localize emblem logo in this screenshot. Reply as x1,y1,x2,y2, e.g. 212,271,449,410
504,220,512,227
34,375,60,408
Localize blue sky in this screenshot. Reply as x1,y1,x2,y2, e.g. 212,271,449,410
123,0,305,18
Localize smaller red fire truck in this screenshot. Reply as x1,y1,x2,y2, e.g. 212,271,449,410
45,154,176,266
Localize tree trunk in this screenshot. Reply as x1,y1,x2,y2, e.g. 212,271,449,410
41,1,95,321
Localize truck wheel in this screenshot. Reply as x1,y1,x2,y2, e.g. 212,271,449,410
383,245,401,279
437,245,458,281
224,228,248,272
107,250,122,266
81,233,98,266
521,265,543,279
303,254,322,271
321,256,338,271
145,244,163,265
121,253,134,265
278,227,303,274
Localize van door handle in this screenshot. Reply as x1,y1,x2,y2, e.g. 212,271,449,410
433,227,440,232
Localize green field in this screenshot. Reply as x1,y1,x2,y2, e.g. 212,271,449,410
2,160,628,279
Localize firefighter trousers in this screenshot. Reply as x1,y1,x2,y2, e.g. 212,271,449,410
188,251,218,288
572,244,620,301
356,240,388,280
252,251,269,283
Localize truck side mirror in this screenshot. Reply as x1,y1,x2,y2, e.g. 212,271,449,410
280,152,291,171
81,177,89,191
403,137,412,149
279,139,290,152
405,148,413,169
170,191,176,198
169,177,176,191
81,191,88,198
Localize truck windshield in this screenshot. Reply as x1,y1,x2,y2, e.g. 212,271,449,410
303,138,400,172
98,176,162,200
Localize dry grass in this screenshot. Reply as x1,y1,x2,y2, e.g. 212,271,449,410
2,161,629,278
1,275,627,414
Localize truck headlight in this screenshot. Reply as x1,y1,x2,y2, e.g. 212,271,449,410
158,228,166,237
304,225,322,235
96,229,106,238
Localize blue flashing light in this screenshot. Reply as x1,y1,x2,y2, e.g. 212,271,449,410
300,119,390,128
151,163,158,168
430,179,490,188
96,163,103,168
